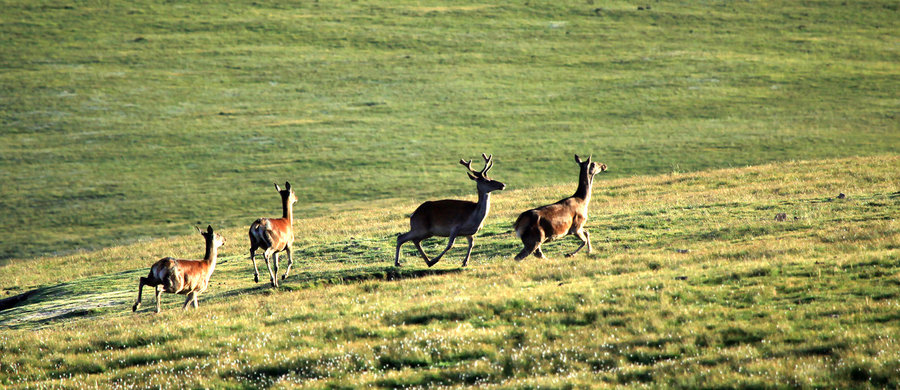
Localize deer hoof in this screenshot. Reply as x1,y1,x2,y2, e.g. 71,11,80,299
564,253,574,258
132,304,139,312
254,274,259,283
281,274,287,281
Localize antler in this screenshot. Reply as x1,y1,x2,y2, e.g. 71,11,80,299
481,153,493,175
460,154,494,178
460,158,476,174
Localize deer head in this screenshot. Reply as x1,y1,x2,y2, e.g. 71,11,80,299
274,181,298,205
575,154,607,180
196,225,226,249
460,153,506,193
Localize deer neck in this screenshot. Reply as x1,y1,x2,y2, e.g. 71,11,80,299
282,199,293,223
573,170,594,203
202,242,219,280
472,188,492,224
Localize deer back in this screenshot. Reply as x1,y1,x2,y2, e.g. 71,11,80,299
514,197,583,238
174,259,212,293
152,257,210,294
411,199,478,236
251,217,293,250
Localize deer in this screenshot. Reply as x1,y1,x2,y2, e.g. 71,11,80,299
249,181,297,288
513,154,607,260
394,153,506,268
132,225,226,313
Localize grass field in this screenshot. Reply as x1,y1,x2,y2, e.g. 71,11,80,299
1,0,898,260
0,155,897,388
2,0,899,387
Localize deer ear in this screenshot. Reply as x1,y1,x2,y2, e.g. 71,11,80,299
574,154,583,163
467,172,478,181
274,183,282,192
207,225,213,234
285,181,292,191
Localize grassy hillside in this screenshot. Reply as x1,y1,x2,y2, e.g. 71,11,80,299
0,156,897,388
2,0,898,260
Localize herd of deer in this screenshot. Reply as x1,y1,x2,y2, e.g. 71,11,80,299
132,154,607,313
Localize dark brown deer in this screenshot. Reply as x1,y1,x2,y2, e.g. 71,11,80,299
395,154,506,267
249,182,297,287
132,225,226,313
513,155,607,260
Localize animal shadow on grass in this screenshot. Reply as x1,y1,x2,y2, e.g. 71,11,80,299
219,265,464,298
1,266,462,326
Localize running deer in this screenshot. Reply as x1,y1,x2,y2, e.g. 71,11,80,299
394,154,506,267
249,181,297,287
132,225,226,313
513,154,607,260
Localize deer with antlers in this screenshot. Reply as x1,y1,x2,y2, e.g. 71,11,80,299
132,225,226,313
249,182,297,288
513,154,607,260
395,154,506,267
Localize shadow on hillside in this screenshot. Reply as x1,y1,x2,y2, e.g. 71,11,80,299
0,271,141,329
217,265,464,298
0,264,462,328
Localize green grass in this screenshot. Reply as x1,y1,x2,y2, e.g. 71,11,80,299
0,156,897,388
2,0,898,260
1,0,898,386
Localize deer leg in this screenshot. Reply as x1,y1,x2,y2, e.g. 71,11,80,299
395,232,424,267
183,292,194,310
426,231,459,267
584,230,592,254
250,247,260,283
534,234,550,259
394,234,408,267
154,285,163,313
413,240,431,262
566,229,589,257
515,228,544,261
192,293,199,309
273,252,280,281
515,241,536,261
133,277,147,312
282,246,294,281
263,248,278,287
461,236,474,267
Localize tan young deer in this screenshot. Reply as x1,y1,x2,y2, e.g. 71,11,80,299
249,181,297,288
395,154,506,268
513,154,607,260
132,225,226,313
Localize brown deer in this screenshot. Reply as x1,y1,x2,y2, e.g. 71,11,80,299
249,182,297,287
395,154,506,267
513,154,607,260
132,225,226,313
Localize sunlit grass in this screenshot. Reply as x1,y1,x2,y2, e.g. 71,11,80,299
0,156,897,387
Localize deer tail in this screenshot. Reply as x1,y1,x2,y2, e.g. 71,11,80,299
514,211,538,239
249,219,271,246
151,258,182,292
